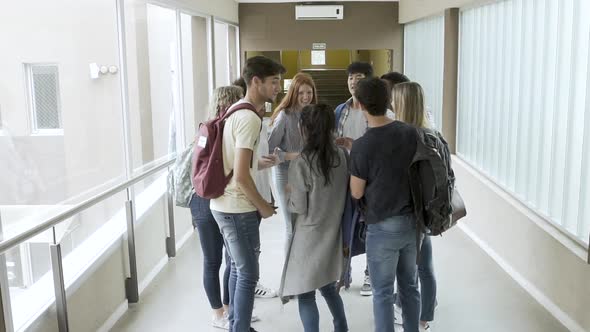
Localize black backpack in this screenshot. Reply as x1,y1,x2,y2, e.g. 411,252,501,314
409,128,466,236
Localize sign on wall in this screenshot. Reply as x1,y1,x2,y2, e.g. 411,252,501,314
312,43,327,50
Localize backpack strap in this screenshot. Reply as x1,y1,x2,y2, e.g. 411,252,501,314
334,103,347,129
221,102,260,121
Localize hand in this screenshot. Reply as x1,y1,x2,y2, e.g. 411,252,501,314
273,147,286,162
258,155,279,169
259,202,277,219
335,137,354,150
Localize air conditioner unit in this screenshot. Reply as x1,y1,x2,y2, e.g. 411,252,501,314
295,5,344,21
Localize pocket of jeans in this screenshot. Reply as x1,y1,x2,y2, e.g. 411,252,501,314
190,196,211,220
221,216,239,242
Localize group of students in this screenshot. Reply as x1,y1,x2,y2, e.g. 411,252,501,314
185,55,442,332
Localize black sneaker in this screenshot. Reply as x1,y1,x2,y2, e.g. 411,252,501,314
249,328,259,332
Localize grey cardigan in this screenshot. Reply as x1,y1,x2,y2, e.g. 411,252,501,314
268,109,303,162
279,148,348,300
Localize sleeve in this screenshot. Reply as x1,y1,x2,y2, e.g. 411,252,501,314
267,111,286,154
349,142,369,181
287,158,310,215
234,111,261,151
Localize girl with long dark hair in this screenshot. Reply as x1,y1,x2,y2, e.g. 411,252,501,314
278,104,349,332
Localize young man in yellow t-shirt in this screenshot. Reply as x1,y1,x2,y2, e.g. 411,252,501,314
211,56,285,332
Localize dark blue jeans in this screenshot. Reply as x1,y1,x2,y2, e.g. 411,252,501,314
190,195,230,309
298,282,348,332
366,215,421,332
395,235,437,322
212,210,261,332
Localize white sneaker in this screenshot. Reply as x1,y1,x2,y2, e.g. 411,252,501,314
251,308,260,322
212,315,229,330
254,282,277,298
394,304,403,326
223,308,260,323
420,322,432,332
360,275,372,296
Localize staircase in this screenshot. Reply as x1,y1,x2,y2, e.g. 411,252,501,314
302,69,350,110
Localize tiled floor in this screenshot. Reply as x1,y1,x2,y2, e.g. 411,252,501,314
112,213,567,332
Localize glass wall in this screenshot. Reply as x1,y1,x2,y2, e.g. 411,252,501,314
0,1,128,327
181,13,213,141
214,21,230,88
457,0,590,244
214,20,240,88
404,15,445,130
0,0,237,329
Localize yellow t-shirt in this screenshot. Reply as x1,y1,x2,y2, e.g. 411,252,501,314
210,107,262,213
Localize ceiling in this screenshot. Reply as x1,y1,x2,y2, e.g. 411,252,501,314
236,0,398,3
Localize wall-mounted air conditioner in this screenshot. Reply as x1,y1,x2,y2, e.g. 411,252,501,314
295,5,344,20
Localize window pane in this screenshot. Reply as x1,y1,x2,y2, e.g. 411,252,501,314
214,21,230,88
0,0,126,329
228,25,239,83
404,15,444,131
4,227,58,330
31,65,61,130
181,13,212,144
124,2,180,172
455,0,590,244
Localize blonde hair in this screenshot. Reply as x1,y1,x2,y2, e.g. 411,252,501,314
271,73,318,125
208,86,244,119
392,82,429,129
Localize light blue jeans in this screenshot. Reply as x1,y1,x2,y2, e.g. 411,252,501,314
273,162,293,252
395,235,437,322
298,282,348,332
212,210,261,332
366,215,421,332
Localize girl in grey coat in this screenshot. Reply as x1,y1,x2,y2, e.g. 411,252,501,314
279,104,349,332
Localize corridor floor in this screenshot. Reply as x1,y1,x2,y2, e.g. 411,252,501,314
112,213,567,332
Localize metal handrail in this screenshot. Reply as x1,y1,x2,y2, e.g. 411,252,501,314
0,157,176,255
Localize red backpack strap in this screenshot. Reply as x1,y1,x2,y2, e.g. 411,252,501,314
221,102,260,121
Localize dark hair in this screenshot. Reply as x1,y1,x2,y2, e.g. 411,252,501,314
354,78,389,116
242,56,286,86
380,72,410,87
299,104,340,185
232,77,247,94
347,62,373,77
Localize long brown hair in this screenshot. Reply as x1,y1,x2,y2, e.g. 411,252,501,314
271,72,318,124
392,82,429,129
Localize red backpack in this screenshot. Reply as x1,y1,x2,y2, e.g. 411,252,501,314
191,102,259,199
